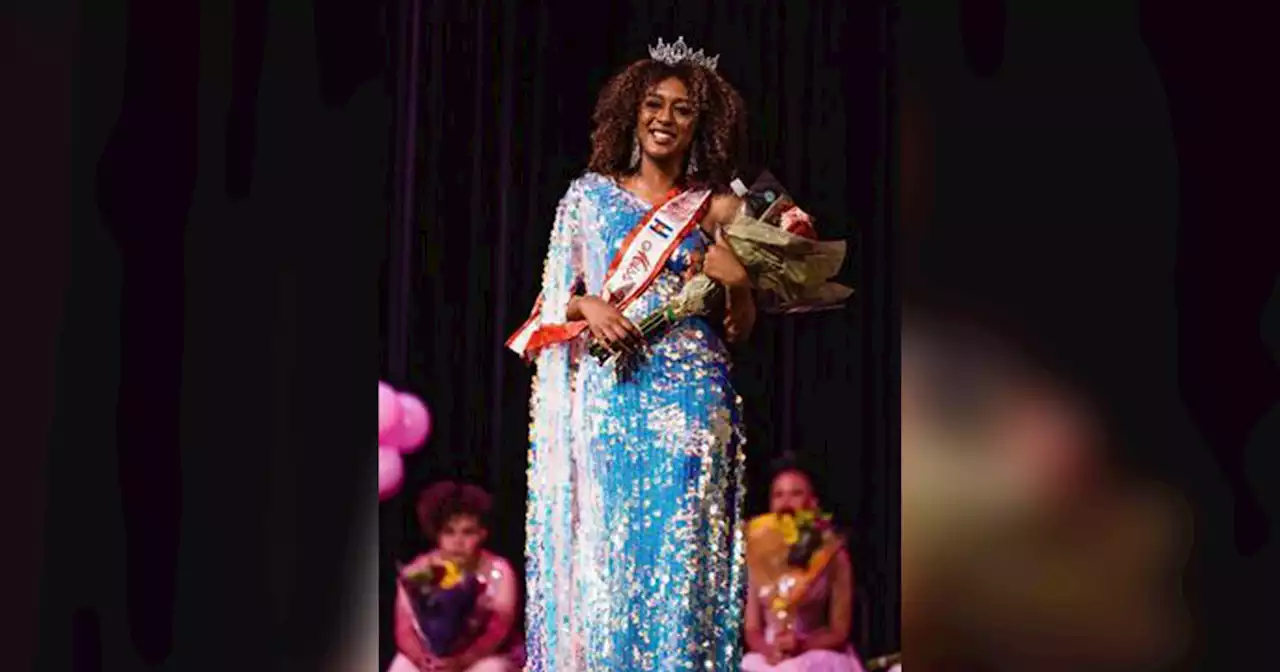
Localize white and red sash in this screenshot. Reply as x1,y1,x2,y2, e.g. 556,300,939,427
506,186,712,361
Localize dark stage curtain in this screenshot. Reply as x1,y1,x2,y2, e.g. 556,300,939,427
379,0,899,665
40,0,392,668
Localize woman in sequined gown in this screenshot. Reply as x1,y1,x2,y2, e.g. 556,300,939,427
515,45,755,672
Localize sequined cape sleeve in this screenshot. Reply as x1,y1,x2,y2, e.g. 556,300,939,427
524,177,591,667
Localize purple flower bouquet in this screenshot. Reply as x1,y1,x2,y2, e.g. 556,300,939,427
398,559,484,657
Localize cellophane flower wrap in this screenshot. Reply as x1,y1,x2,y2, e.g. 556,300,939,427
398,558,484,657
588,170,854,364
745,508,844,629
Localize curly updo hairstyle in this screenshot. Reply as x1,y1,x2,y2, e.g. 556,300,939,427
415,481,493,543
587,58,747,189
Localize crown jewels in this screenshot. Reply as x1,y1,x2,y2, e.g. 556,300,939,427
648,36,719,71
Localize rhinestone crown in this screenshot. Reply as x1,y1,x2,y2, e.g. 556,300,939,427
648,36,719,71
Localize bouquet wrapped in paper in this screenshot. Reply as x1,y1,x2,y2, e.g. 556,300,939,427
745,508,845,634
397,558,485,657
589,170,854,364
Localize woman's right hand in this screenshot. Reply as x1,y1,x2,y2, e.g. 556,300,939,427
575,296,644,354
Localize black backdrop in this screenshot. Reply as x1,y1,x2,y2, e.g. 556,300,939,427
31,0,393,668
900,1,1280,669
377,0,899,665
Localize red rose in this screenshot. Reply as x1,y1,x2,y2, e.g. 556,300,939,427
779,205,818,239
426,562,448,587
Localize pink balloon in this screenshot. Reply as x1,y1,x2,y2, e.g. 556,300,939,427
378,447,404,502
386,392,431,453
378,382,402,442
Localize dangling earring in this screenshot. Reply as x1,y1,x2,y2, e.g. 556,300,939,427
629,136,641,170
687,145,700,176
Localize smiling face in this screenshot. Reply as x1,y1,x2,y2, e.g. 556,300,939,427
636,76,698,166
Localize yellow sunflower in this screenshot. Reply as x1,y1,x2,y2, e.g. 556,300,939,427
438,560,464,589
778,514,800,546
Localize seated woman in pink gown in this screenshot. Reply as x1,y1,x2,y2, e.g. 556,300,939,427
389,482,525,672
742,460,867,672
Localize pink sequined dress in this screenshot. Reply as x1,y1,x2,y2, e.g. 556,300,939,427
742,551,867,672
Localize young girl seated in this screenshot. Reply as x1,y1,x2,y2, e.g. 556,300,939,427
389,482,524,672
742,457,867,672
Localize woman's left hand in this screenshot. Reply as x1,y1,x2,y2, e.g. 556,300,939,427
703,227,755,343
774,631,801,655
702,227,750,289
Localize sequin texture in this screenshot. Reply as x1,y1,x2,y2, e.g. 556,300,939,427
525,173,747,671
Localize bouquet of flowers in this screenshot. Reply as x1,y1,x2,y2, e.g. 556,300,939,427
589,170,854,364
746,507,844,632
397,558,485,657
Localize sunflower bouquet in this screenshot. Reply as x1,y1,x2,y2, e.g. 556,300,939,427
746,508,845,632
398,558,485,657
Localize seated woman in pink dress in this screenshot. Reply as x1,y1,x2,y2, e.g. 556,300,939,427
742,459,867,672
389,482,525,672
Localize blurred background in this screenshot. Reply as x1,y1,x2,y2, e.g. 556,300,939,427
899,0,1278,670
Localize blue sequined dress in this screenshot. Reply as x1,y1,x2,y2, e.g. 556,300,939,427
524,172,747,671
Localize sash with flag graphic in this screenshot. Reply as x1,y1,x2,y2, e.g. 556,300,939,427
506,186,712,362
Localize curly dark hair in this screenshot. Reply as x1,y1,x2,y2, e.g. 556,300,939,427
768,451,821,494
587,58,747,189
415,481,493,542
